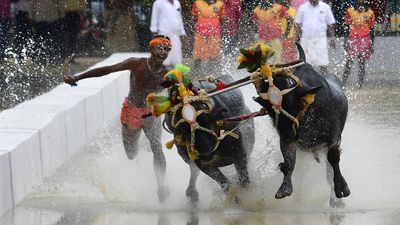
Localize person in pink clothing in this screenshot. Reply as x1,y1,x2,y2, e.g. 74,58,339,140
342,0,375,88
0,0,11,60
222,0,242,53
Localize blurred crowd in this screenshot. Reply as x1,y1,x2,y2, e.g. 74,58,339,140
0,0,109,67
0,0,397,68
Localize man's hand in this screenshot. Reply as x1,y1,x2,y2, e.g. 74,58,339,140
64,75,78,85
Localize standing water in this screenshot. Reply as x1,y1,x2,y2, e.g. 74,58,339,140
1,60,400,225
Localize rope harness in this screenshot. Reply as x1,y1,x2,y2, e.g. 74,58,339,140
164,62,314,160
166,90,255,161
252,69,315,136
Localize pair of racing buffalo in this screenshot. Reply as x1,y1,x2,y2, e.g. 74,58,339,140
152,44,350,208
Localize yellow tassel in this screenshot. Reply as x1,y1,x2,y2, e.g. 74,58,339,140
297,93,316,121
178,84,192,98
303,93,315,105
188,146,199,161
175,135,184,145
165,139,176,149
260,43,273,58
261,64,272,78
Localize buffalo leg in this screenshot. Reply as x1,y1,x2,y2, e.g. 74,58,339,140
327,144,351,199
186,162,200,202
326,157,345,208
197,163,230,193
275,141,297,199
234,157,250,188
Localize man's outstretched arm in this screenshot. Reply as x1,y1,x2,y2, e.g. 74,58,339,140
64,58,137,85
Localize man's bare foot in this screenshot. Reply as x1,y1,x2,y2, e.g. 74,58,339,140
158,186,170,203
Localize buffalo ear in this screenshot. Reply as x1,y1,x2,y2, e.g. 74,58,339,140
209,107,227,121
252,96,269,108
296,85,322,96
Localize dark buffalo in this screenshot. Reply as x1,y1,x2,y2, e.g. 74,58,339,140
253,45,350,207
164,75,255,202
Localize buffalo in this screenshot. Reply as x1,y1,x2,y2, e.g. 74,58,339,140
162,75,255,202
251,44,350,207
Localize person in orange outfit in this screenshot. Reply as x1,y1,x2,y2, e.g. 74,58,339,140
342,0,375,88
64,36,172,203
252,0,292,64
192,0,225,75
279,0,297,64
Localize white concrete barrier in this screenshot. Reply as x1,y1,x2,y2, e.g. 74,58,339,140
0,53,148,217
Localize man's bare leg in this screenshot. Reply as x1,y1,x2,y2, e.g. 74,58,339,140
143,117,169,202
121,124,142,160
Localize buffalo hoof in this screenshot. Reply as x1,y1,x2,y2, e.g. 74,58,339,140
330,197,345,208
334,177,351,198
275,182,293,199
158,186,170,203
186,188,199,203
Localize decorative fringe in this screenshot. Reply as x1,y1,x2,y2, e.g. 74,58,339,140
188,145,199,161
297,93,315,121
237,42,275,73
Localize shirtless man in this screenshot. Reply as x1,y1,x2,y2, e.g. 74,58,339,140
64,35,172,202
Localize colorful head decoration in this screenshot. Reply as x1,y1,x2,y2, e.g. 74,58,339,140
146,93,171,117
237,42,275,72
161,63,191,88
146,64,193,117
149,35,172,49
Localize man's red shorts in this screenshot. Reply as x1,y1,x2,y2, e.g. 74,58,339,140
120,97,151,129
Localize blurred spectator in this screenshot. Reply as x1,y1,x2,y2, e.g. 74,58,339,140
32,0,63,65
252,0,292,64
133,1,152,52
280,0,297,63
222,0,241,54
14,0,33,61
91,0,105,22
104,0,137,52
329,0,353,37
62,0,86,59
342,0,375,88
0,0,11,61
291,0,306,10
150,0,186,66
295,0,336,75
191,0,225,73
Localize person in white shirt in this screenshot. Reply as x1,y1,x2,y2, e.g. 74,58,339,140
295,0,336,75
150,0,186,66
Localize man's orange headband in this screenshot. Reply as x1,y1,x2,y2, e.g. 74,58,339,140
149,38,172,48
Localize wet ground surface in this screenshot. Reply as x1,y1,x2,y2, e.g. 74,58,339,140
1,79,399,225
